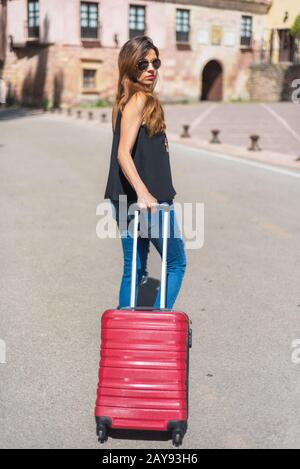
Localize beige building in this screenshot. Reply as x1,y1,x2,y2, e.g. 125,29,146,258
248,0,300,101
266,0,300,64
1,0,298,106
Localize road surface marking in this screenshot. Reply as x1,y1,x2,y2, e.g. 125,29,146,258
189,104,217,132
261,221,292,239
208,191,229,202
261,104,300,144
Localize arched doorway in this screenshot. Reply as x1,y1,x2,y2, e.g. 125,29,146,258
201,60,223,101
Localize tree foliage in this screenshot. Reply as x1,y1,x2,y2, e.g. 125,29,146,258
290,14,300,38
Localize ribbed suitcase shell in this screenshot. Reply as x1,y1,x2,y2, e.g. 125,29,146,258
95,308,190,432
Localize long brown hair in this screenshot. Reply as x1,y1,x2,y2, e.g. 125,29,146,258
114,36,166,137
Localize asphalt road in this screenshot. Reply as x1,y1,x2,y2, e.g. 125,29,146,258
0,109,300,449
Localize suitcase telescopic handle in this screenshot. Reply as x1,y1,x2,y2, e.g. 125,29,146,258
129,203,170,309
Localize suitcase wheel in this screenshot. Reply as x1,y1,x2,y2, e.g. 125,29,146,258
95,417,111,444
97,424,108,444
172,429,183,447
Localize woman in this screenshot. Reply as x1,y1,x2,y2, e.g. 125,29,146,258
104,36,187,310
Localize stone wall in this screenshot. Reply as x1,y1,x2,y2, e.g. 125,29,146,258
2,43,120,107
247,63,300,101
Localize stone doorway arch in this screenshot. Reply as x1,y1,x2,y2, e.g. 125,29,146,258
201,60,223,101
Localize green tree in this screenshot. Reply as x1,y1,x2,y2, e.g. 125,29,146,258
290,14,300,38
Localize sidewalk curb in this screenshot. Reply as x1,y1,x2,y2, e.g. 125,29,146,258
167,132,300,173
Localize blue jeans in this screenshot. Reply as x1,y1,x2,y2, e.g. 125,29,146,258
110,199,187,310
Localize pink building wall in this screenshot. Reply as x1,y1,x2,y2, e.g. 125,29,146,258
2,0,272,106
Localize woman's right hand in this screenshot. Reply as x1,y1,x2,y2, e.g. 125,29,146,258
137,190,158,214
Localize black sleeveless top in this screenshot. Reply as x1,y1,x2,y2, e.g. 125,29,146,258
104,109,177,202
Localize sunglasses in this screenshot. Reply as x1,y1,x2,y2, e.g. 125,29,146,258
136,58,161,72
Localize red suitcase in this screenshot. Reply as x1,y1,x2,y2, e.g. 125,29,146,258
94,203,192,447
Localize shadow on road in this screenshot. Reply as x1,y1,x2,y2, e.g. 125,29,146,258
106,428,171,444
0,106,44,121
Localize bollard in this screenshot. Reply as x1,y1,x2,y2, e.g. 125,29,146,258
210,129,221,144
88,111,93,120
248,134,261,151
180,124,190,138
77,110,82,119
67,108,72,116
101,113,107,123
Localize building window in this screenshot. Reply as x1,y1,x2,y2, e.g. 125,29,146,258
176,9,190,43
129,5,145,39
80,2,99,39
240,15,252,47
28,0,39,38
83,69,97,89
